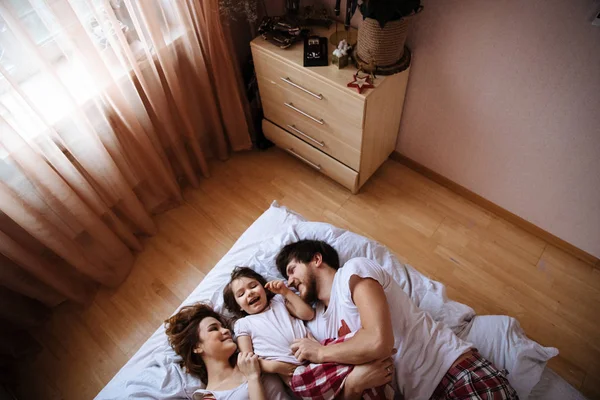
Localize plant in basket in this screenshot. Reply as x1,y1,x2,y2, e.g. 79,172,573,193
355,0,423,75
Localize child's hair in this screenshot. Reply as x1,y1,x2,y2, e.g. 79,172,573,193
164,302,235,383
223,266,275,319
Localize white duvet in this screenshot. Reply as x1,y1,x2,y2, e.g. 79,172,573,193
95,202,585,400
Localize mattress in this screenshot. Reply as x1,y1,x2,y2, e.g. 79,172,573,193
95,202,586,400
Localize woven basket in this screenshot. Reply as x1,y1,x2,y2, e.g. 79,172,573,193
356,15,416,73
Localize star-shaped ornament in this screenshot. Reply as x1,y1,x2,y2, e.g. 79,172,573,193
347,73,374,93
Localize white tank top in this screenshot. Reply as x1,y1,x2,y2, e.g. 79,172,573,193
192,374,291,400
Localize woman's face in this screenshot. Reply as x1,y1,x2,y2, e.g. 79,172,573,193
196,317,236,359
231,276,268,315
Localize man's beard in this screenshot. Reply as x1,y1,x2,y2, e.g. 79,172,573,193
301,271,318,304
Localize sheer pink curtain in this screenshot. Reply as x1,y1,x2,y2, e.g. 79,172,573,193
0,0,251,356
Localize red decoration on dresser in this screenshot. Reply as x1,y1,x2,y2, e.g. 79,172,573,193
347,73,374,93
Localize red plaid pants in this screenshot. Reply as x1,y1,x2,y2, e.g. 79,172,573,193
289,332,394,400
431,350,519,400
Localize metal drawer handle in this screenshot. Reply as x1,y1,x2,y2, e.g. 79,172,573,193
286,148,322,170
286,125,325,147
281,77,323,100
284,102,324,125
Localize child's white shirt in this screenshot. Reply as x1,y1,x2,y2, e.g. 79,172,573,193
234,294,307,365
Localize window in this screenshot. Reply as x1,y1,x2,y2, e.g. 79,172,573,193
0,0,185,147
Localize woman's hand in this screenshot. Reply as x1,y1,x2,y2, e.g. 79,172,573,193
237,352,261,381
241,353,267,400
265,280,290,295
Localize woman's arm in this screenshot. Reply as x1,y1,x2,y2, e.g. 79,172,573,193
237,352,266,400
266,280,315,321
247,375,266,400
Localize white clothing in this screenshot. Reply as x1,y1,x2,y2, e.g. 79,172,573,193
192,374,290,399
234,294,307,365
306,258,473,400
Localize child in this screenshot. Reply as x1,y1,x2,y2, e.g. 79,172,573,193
223,267,394,400
223,267,313,383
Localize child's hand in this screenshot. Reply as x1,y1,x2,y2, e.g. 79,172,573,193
274,362,297,378
265,280,290,295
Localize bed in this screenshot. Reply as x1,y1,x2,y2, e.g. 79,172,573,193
95,202,586,400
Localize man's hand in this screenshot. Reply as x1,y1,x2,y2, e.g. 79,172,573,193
343,350,396,399
291,332,323,363
265,280,291,296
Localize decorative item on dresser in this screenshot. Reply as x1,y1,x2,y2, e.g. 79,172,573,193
251,25,410,193
355,0,422,75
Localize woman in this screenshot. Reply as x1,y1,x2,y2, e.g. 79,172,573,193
165,302,393,400
165,302,287,399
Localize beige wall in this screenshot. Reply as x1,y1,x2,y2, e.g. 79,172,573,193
261,0,600,257
396,0,600,257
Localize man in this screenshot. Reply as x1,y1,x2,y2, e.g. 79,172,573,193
277,240,518,400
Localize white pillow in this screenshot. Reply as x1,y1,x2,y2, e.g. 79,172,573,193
459,315,558,399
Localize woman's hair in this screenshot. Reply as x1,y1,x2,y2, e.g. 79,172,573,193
223,266,275,319
164,302,234,383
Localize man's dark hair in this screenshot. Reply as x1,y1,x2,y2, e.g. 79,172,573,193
276,240,340,278
223,266,275,319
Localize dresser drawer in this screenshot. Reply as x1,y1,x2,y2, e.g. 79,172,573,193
262,119,358,192
262,98,361,170
258,78,363,151
253,48,364,130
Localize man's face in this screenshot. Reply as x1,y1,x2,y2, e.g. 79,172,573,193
286,258,318,303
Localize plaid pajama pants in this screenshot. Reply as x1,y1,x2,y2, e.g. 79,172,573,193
289,332,394,400
431,350,519,400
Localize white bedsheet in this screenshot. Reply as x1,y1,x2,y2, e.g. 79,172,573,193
95,202,585,400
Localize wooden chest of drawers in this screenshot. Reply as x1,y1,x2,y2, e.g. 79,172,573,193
251,26,410,193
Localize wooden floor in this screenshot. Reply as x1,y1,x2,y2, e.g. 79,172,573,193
16,148,600,399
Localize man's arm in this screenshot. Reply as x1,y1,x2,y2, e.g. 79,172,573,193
292,276,394,364
337,354,395,399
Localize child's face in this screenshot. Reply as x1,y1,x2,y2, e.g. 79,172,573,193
231,276,268,315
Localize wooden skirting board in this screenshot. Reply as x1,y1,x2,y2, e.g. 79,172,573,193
390,151,600,268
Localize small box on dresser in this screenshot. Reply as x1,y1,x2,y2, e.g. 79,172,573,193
251,26,410,193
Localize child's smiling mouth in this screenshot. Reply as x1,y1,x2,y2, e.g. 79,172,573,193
248,296,260,306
